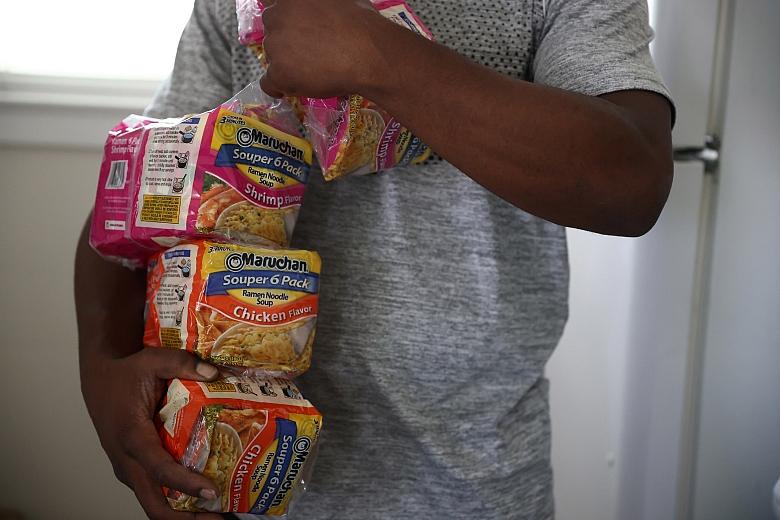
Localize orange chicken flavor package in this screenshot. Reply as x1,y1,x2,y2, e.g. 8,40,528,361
144,240,320,377
158,375,322,514
236,0,434,180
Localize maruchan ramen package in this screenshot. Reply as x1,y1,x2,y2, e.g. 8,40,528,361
90,81,313,269
236,0,434,180
158,375,322,514
144,240,320,377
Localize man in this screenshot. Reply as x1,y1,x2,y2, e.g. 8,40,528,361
75,0,673,518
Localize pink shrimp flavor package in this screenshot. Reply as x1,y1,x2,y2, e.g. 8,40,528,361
236,0,435,180
90,81,313,268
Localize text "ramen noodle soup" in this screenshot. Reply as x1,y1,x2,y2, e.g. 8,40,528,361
144,240,321,377
158,375,322,514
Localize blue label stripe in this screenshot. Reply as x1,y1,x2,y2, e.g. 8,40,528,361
164,249,191,259
397,11,423,36
251,418,297,514
215,144,309,183
399,135,429,166
206,270,319,295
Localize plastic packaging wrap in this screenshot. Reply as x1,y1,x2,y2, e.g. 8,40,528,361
158,375,322,514
237,0,266,52
144,240,320,377
236,0,434,180
90,80,313,269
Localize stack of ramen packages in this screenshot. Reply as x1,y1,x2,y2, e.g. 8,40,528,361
91,1,435,513
146,240,323,514
90,81,322,515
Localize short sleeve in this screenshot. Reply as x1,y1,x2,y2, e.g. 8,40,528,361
532,0,673,114
145,0,235,118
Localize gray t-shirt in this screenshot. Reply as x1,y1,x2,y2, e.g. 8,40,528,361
147,1,670,518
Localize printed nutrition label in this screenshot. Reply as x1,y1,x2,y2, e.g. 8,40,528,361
135,117,205,230
140,195,182,224
160,327,183,349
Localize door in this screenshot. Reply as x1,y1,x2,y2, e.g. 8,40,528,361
690,2,780,519
618,1,780,519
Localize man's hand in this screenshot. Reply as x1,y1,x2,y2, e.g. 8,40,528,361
260,0,390,98
76,217,223,519
81,348,223,520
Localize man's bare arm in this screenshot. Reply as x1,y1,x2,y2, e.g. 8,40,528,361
260,0,673,236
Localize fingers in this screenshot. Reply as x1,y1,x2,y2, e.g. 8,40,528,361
124,419,219,501
128,460,187,520
259,1,287,99
138,348,218,381
127,460,222,520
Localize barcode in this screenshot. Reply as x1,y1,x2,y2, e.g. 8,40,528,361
105,160,128,189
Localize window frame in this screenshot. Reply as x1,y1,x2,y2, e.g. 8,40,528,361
0,72,160,148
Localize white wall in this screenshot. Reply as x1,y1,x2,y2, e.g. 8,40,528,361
0,144,146,519
547,232,635,520
546,163,705,520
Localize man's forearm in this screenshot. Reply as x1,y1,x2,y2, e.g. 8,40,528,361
358,18,673,236
75,215,146,376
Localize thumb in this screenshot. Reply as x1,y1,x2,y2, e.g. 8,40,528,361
260,67,286,99
140,348,219,381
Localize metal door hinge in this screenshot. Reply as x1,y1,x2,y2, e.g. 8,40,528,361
673,134,720,173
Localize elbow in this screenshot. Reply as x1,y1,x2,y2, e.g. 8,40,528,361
609,154,674,238
585,92,675,238
618,210,663,238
